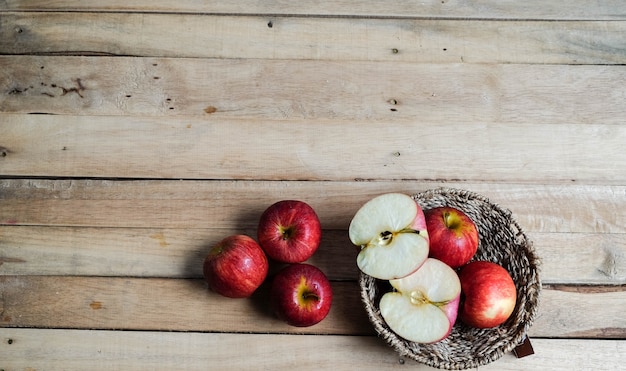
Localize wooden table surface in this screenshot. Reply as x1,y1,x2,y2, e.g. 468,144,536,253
1,1,625,370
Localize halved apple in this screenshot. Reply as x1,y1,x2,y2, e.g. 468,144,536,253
380,258,461,343
349,193,429,280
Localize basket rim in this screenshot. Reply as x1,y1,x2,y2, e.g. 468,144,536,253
358,187,541,370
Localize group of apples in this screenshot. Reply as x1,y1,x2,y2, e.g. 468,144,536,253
350,193,517,344
202,200,333,327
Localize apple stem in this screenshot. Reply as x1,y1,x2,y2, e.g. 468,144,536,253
399,228,422,235
280,226,294,240
373,229,422,248
443,211,460,229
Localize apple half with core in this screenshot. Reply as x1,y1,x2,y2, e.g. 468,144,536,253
458,261,517,328
203,235,269,298
425,206,479,269
269,263,333,327
258,200,322,263
380,258,461,343
349,193,429,280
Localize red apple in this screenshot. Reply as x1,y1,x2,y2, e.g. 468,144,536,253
257,200,322,263
458,261,517,328
203,235,269,298
425,206,479,268
269,263,333,327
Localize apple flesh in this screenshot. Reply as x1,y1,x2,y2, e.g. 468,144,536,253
269,263,333,327
458,261,517,328
203,235,269,298
425,206,479,269
380,258,461,343
257,200,322,263
349,193,429,280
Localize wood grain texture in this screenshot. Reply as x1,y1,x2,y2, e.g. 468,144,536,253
2,13,625,63
1,179,624,234
0,276,371,335
1,114,625,183
1,276,624,338
1,226,625,285
2,57,624,124
0,226,359,281
2,0,626,20
3,329,623,371
1,2,625,368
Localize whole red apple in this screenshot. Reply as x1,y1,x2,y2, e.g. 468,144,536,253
425,206,479,268
257,200,322,263
203,235,269,298
269,263,333,327
458,261,517,328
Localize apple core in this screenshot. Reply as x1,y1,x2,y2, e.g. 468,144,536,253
409,290,428,305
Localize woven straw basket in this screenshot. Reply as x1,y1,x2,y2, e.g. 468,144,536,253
359,188,541,369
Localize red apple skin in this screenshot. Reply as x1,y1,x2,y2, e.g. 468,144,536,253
413,200,430,244
425,207,479,268
203,235,269,298
269,263,333,327
257,200,322,263
458,261,517,328
441,294,461,331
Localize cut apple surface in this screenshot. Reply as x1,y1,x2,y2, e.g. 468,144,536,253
380,258,461,343
349,193,429,280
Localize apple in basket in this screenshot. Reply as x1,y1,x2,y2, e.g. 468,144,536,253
349,193,429,280
458,261,517,328
203,235,269,298
425,206,479,269
380,258,461,343
258,200,322,263
269,263,333,327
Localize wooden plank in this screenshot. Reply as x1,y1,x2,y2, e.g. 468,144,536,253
1,276,624,338
1,226,625,285
0,276,372,335
1,115,625,183
2,0,626,20
1,329,620,371
2,13,625,64
0,180,624,234
2,57,624,124
1,329,625,371
0,226,359,281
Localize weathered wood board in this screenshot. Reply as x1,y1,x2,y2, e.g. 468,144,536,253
1,1,625,370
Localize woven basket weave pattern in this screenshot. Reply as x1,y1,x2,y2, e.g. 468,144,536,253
359,188,541,369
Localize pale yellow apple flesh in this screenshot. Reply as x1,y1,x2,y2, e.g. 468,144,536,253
380,293,451,343
380,258,461,343
349,193,429,280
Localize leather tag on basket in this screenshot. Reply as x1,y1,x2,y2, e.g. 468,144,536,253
513,337,535,358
